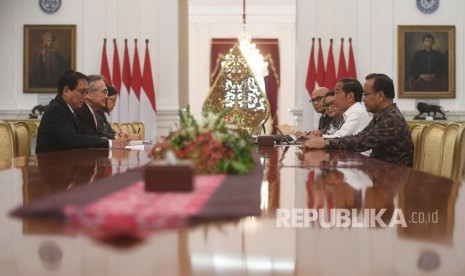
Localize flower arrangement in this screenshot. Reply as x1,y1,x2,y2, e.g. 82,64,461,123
149,107,255,175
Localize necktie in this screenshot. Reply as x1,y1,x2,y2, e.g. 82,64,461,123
91,111,98,129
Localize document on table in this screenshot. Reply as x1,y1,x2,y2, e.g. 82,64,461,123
125,141,152,150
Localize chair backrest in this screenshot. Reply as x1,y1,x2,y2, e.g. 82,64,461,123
119,123,135,136
110,123,121,134
410,124,427,169
441,123,465,180
418,122,447,176
0,123,15,161
132,121,145,140
440,123,460,179
12,122,31,157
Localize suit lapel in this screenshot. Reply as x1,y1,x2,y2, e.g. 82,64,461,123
56,97,81,133
83,104,98,131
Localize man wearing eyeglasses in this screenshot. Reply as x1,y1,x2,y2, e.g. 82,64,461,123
304,74,414,167
75,75,113,137
298,79,371,142
92,82,141,141
322,78,372,139
295,87,331,140
36,70,129,154
312,87,332,129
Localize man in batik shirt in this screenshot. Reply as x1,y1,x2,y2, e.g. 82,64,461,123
303,73,414,167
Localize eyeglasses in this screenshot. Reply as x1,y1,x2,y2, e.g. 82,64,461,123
107,97,117,103
91,88,109,96
324,102,337,110
362,90,380,97
309,95,325,103
76,88,90,96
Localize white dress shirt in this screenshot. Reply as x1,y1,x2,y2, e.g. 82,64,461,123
323,102,372,138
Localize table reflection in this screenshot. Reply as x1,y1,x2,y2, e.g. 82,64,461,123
0,146,463,275
398,170,460,244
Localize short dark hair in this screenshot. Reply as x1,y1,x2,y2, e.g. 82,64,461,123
423,33,435,43
365,73,395,99
337,78,363,102
57,70,88,96
325,91,335,97
105,82,119,97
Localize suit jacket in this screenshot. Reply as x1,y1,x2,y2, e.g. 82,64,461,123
75,104,116,139
318,114,332,130
95,109,116,139
36,97,109,154
75,103,100,137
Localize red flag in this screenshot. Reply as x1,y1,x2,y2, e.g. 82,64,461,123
324,39,336,90
347,38,357,79
122,40,131,91
131,39,142,101
139,39,158,139
100,39,111,84
129,39,142,121
142,40,157,112
305,38,316,96
109,39,122,123
316,38,325,87
112,39,121,92
118,39,131,122
337,38,348,80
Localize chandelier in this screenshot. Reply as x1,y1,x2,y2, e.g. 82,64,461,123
236,0,269,90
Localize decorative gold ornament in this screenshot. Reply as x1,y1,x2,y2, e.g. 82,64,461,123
203,43,270,134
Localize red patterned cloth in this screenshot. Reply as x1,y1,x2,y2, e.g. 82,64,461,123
63,175,225,239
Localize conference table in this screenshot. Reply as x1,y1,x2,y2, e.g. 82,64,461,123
0,146,463,275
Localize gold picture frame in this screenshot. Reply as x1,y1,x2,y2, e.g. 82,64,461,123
24,25,76,93
398,25,455,98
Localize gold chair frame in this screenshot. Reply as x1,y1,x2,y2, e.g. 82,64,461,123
441,123,465,180
0,122,15,161
119,123,136,136
417,122,447,176
111,123,121,134
131,121,145,140
11,121,31,157
410,124,427,170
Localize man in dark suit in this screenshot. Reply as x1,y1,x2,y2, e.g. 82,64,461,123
75,75,112,138
36,70,129,154
409,33,447,91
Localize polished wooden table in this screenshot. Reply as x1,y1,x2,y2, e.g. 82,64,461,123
0,146,463,275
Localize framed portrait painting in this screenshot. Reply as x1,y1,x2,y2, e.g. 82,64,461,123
398,25,455,98
24,25,76,93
